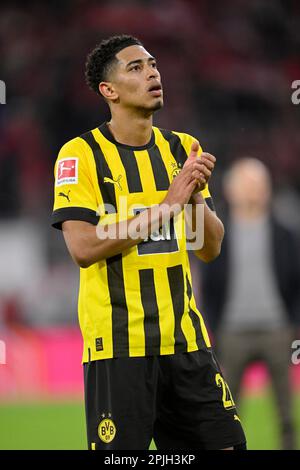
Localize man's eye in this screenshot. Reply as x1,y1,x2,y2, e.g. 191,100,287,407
151,63,157,68
130,65,140,71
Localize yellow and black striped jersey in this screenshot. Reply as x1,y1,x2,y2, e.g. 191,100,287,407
51,122,213,363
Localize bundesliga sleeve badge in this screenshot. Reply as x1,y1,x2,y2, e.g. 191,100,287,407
56,158,78,186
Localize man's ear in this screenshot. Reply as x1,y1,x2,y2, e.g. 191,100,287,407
99,82,119,101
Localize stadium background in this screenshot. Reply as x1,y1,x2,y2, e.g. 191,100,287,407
0,0,300,450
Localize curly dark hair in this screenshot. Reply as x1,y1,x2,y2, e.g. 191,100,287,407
85,35,143,95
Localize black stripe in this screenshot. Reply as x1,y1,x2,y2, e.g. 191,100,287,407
205,196,216,212
51,207,99,230
117,148,143,193
106,254,129,357
186,275,206,349
139,269,161,356
167,265,188,353
159,129,188,167
80,131,117,212
147,145,170,191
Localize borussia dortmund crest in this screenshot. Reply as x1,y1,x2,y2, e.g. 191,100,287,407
98,413,116,443
171,162,182,179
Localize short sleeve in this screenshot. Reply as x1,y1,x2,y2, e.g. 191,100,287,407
51,137,100,230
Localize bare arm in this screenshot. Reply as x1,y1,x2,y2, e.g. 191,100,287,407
62,159,204,268
62,204,170,268
189,191,224,262
183,146,224,262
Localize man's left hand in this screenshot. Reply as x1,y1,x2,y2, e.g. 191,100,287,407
183,141,216,192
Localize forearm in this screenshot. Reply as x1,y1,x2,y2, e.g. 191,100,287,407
63,156,211,268
63,203,173,268
189,192,224,262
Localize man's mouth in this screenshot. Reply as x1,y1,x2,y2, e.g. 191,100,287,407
148,84,162,97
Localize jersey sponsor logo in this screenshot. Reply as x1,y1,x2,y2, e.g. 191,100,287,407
134,207,179,255
56,158,78,186
58,190,71,202
104,175,122,191
98,416,116,443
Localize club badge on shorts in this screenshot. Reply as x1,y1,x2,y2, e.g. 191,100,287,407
98,414,116,443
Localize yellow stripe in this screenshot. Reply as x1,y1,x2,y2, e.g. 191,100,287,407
80,136,105,206
189,287,211,348
92,128,129,211
79,262,113,361
122,264,146,357
134,149,157,197
180,271,198,351
172,131,203,157
154,269,175,355
91,442,96,450
185,268,211,348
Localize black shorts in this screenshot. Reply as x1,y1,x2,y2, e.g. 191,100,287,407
83,348,246,450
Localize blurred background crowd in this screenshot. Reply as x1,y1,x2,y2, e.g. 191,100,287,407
0,0,300,449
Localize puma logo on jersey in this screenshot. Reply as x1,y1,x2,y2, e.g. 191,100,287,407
104,175,122,191
234,414,241,423
58,190,71,203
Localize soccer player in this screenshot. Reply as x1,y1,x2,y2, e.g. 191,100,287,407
51,35,246,450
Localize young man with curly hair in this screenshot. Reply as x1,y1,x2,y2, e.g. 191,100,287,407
51,35,246,450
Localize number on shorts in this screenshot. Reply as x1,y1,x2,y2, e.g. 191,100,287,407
215,373,235,410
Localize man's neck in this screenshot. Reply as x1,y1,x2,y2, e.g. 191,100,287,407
230,206,269,222
108,111,153,147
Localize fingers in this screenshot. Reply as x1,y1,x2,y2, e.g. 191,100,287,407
174,152,216,187
191,153,216,183
179,164,196,185
188,140,200,160
176,161,208,187
198,153,216,173
186,178,200,196
192,164,211,180
184,151,216,171
168,150,216,206
187,178,206,197
191,170,206,185
201,152,216,162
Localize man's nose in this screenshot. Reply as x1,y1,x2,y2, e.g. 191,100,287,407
146,65,159,80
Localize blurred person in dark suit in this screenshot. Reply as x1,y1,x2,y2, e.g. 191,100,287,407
201,158,300,450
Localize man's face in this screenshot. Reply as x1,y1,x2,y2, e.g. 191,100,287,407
108,45,163,112
225,162,272,214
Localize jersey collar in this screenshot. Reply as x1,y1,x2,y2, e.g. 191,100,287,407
98,122,155,151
